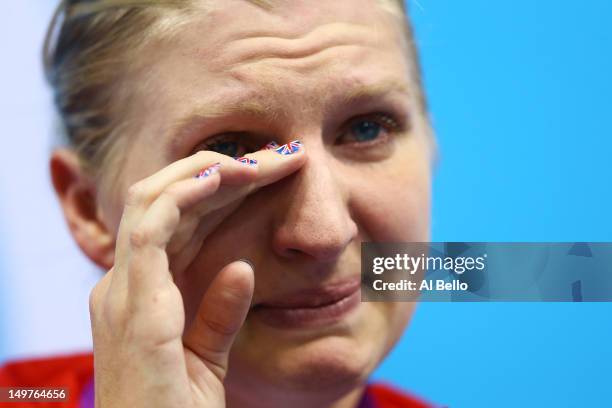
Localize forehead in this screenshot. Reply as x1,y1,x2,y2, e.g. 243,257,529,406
196,0,405,39
188,0,407,68
128,0,411,147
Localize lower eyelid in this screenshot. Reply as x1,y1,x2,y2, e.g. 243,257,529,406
343,132,392,148
335,136,396,162
196,139,255,156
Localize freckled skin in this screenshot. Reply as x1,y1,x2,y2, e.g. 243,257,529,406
99,0,432,407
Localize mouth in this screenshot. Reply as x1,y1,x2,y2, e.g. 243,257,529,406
251,277,362,329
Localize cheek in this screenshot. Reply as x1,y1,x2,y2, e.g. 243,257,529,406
349,153,431,242
175,203,271,328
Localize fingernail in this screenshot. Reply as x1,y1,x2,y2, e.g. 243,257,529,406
261,141,280,151
274,140,302,155
238,258,255,271
195,162,221,179
234,156,258,166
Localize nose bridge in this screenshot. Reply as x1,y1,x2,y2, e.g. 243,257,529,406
271,152,358,262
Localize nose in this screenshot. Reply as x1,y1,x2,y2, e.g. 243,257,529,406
270,156,358,263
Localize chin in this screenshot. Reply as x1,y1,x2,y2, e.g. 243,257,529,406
226,333,378,404
227,303,406,394
272,335,377,391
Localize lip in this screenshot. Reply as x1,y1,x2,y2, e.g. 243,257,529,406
251,277,362,329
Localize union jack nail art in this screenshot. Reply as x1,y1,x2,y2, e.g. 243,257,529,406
261,141,280,150
234,157,258,165
274,140,302,155
195,162,221,179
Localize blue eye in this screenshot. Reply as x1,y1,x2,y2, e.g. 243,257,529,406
340,114,401,147
194,134,255,157
350,120,383,142
208,140,240,157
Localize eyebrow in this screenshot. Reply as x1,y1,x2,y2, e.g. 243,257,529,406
167,98,279,154
167,77,412,154
344,78,411,102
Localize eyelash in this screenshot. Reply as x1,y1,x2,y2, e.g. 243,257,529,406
194,132,257,157
192,112,405,155
339,113,404,147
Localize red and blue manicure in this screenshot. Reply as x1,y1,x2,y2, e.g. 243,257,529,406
195,162,221,179
261,141,280,150
274,140,302,155
234,156,258,165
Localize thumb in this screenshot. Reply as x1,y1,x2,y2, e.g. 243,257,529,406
183,259,254,381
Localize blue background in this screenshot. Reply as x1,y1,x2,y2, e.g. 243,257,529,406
1,1,610,407
373,1,612,407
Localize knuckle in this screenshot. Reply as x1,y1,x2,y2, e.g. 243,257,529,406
88,285,100,315
158,190,179,207
89,273,112,316
200,314,237,337
195,150,226,164
158,192,182,222
125,182,149,206
195,150,217,161
89,282,110,319
128,226,154,249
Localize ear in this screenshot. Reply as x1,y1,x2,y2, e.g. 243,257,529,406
50,148,115,270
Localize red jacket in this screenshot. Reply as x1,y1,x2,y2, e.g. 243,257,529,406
0,353,433,408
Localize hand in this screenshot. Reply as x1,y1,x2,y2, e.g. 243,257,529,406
88,143,306,407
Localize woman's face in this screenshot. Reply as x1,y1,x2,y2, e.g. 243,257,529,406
98,0,431,400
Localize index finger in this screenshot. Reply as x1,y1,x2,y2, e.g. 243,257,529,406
242,140,307,190
180,140,307,233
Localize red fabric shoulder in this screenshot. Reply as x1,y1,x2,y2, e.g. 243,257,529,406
367,383,434,408
0,352,93,408
0,354,432,408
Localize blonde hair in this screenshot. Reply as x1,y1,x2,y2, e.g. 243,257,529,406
43,0,424,186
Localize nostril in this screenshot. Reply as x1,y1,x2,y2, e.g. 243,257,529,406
272,219,358,262
284,248,303,258
275,238,351,263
